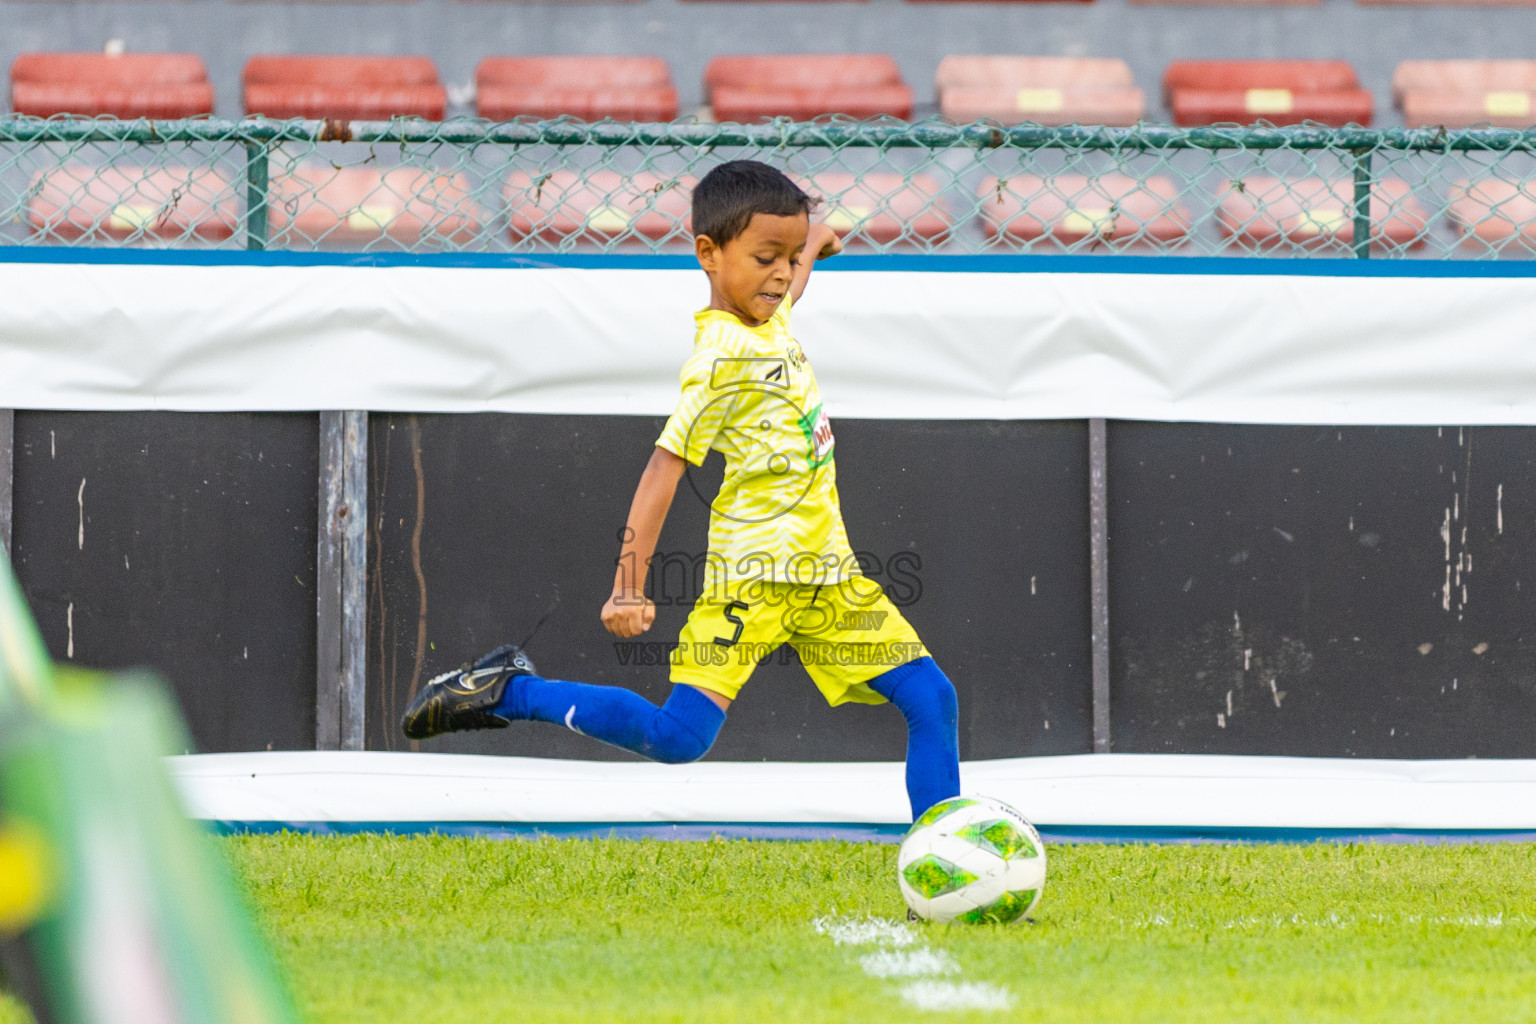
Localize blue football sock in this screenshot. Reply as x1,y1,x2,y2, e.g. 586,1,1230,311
495,675,725,765
867,656,961,821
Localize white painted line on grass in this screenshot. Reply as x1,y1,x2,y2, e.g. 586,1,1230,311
812,914,918,948
812,914,1013,1013
900,981,1016,1012
859,949,959,979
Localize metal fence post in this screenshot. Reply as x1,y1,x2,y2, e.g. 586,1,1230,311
1352,148,1373,260
244,141,270,252
1089,418,1111,753
1,410,13,561
317,411,368,750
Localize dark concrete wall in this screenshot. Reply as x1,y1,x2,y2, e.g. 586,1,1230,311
1109,423,1536,759
15,409,1536,760
363,414,1093,762
11,411,319,753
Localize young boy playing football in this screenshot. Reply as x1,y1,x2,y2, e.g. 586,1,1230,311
401,160,960,820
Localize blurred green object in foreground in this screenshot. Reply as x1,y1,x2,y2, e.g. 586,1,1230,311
0,556,51,715
0,558,302,1024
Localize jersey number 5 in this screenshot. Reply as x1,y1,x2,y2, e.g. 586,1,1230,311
713,601,749,647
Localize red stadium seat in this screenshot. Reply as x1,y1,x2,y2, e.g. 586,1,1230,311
476,57,678,121
1163,60,1372,127
1394,61,1536,103
11,53,213,119
1134,0,1316,5
1448,178,1536,254
1165,60,1360,97
244,56,446,120
1360,0,1536,6
26,164,237,243
978,174,1190,246
1395,60,1536,128
705,55,913,121
506,169,693,244
1216,177,1428,251
935,56,1143,125
800,172,952,245
268,165,481,246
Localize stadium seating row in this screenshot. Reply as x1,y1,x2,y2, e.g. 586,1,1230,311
25,163,1536,252
16,53,1536,128
7,0,1525,4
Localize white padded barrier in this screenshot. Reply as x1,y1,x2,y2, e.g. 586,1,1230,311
167,751,1536,841
7,257,1536,426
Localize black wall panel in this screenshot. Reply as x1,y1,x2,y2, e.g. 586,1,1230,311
366,414,1093,761
1109,423,1536,758
18,411,1525,763
12,412,319,753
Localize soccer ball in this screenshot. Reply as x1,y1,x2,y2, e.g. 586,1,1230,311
897,795,1047,925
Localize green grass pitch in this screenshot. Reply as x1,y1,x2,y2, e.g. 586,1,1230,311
5,835,1536,1023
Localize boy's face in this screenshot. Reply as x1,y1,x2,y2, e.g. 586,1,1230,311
696,211,809,326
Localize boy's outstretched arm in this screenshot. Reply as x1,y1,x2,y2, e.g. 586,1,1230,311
788,222,843,306
601,445,687,638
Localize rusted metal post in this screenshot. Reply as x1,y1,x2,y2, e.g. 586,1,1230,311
317,411,368,750
1089,418,1111,753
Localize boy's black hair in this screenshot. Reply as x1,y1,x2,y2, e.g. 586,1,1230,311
692,160,817,246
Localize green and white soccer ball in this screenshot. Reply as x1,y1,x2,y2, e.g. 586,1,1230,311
897,795,1047,925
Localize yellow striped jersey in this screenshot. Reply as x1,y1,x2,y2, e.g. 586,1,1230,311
656,297,858,585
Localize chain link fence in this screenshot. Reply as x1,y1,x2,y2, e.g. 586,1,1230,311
5,116,1536,258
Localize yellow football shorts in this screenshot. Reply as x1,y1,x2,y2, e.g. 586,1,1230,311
670,576,928,706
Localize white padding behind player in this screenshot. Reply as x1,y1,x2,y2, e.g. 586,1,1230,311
6,257,1536,425
168,751,1536,832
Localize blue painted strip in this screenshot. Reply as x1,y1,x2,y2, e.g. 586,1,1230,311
825,254,1536,279
204,820,1536,844
2,245,1536,278
208,820,911,842
0,246,698,271
1035,825,1536,845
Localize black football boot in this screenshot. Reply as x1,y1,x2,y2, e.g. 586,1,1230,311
400,643,537,740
